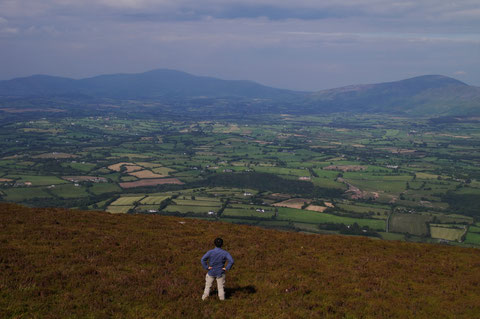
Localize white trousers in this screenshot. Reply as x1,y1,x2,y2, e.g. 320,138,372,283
202,273,226,300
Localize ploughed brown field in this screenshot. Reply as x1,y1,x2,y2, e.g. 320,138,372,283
128,170,166,179
1,203,480,318
272,198,311,209
119,178,183,188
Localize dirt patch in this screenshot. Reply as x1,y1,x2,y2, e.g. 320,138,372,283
324,165,367,172
128,170,167,179
344,183,379,200
273,198,311,209
305,205,327,212
119,178,183,188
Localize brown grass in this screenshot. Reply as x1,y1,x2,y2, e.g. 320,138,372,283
1,203,480,318
128,170,166,179
272,198,311,209
305,205,327,212
119,178,183,188
107,162,136,171
124,165,143,173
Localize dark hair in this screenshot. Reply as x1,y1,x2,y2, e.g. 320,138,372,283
214,238,223,247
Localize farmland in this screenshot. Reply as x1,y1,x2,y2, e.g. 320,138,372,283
1,113,480,246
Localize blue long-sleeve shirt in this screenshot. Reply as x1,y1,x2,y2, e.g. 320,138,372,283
201,247,234,277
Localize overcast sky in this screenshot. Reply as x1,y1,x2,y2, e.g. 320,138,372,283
0,0,479,90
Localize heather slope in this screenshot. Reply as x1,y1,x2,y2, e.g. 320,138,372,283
1,203,480,318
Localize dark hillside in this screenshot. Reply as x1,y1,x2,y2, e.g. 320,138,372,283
1,203,480,318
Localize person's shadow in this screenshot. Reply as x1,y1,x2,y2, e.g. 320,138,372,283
224,285,257,299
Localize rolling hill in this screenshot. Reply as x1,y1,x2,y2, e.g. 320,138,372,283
0,70,479,116
0,69,300,100
1,203,480,318
307,75,480,116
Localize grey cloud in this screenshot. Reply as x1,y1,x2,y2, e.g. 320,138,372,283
0,0,479,89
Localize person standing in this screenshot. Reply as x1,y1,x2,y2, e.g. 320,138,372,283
201,238,234,300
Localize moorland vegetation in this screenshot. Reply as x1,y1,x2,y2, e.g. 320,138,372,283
1,203,480,318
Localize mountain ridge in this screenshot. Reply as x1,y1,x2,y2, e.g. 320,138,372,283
0,69,301,99
0,69,479,116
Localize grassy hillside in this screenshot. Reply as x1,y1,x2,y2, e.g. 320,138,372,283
1,203,480,318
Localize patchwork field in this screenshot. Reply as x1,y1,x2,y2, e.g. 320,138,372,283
0,115,479,245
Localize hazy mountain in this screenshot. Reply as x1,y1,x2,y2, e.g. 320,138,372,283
307,75,480,116
0,69,300,100
0,70,479,116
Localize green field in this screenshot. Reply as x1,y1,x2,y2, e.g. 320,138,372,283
464,232,480,245
6,175,68,186
110,196,145,206
163,205,218,214
139,196,169,205
222,208,274,219
277,207,385,230
379,232,405,241
50,184,89,198
173,199,221,207
106,205,132,214
89,183,121,195
389,213,431,236
430,224,466,242
2,187,52,201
